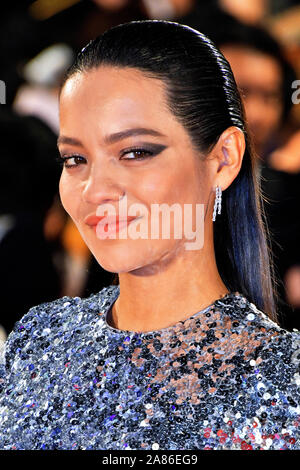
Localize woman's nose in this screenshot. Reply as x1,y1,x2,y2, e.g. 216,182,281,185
82,164,125,205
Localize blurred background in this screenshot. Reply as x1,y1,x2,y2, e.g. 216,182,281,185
1,0,300,341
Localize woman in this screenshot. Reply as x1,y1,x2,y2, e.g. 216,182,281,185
0,20,299,450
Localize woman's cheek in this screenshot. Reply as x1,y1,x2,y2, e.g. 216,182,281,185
138,174,173,205
59,174,75,216
58,176,66,208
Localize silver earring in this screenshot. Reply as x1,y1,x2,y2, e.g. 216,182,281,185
212,185,222,222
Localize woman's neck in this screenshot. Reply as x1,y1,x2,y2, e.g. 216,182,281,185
109,243,229,333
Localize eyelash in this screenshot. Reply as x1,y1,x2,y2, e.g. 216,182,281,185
56,147,154,169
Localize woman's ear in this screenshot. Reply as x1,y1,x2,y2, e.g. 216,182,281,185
218,146,230,171
215,126,246,191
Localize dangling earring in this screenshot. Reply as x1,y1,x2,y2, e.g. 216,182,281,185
212,185,222,222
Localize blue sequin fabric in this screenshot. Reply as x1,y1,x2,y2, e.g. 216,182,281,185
0,285,299,450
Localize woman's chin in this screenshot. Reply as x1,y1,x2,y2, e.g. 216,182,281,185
89,238,184,276
92,250,148,274
95,259,145,275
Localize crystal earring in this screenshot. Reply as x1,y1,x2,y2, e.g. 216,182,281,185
212,185,222,222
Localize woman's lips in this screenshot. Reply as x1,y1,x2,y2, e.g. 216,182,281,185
85,215,139,236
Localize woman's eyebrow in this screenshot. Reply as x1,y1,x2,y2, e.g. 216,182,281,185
103,127,166,144
57,127,166,148
57,136,83,147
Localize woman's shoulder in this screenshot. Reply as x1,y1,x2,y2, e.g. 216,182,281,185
217,291,300,378
11,284,118,328
0,285,119,375
217,291,300,337
215,293,300,429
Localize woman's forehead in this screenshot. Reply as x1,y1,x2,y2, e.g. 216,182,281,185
61,66,165,100
59,67,175,132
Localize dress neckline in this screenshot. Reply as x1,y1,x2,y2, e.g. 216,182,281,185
98,287,244,337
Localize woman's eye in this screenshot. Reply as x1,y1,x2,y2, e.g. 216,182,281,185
120,148,153,160
56,145,164,168
56,155,86,168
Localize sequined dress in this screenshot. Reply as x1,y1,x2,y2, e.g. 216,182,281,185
0,285,299,450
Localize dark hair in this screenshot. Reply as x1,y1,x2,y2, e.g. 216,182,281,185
60,20,277,322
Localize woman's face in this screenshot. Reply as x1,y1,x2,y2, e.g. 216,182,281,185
58,66,213,274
